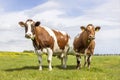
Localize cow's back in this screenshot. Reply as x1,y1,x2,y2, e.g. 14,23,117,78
34,26,70,53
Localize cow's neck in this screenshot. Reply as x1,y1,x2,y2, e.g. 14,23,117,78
32,39,40,50
83,31,92,48
83,31,89,42
31,27,42,50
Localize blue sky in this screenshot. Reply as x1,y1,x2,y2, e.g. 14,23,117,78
0,0,47,11
0,0,120,54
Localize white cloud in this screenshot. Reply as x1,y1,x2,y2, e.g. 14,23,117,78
97,29,120,40
0,12,29,30
82,0,120,26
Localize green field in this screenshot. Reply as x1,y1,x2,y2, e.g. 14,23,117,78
0,52,120,80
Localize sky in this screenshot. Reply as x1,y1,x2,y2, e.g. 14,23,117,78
0,0,120,54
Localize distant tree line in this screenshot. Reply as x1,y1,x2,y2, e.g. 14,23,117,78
23,49,120,56
23,50,34,53
94,54,120,56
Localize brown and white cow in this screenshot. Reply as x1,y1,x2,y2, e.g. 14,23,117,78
73,24,100,69
19,19,70,71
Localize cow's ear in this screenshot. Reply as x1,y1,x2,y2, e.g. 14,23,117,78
80,26,86,31
35,21,41,26
19,22,25,27
95,26,101,32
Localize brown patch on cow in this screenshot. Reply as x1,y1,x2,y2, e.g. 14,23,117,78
73,31,89,53
52,30,70,50
33,26,54,50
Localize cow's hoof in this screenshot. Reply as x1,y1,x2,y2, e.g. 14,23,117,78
49,68,52,71
76,66,80,70
62,65,67,69
39,69,42,71
88,66,90,70
39,67,42,71
76,65,82,70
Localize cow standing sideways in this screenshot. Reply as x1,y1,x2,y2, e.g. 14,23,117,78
73,24,100,69
19,19,70,71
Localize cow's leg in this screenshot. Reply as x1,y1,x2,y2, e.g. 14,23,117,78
61,53,67,68
61,46,69,69
47,48,53,71
87,55,92,69
84,55,87,67
38,55,42,70
35,50,43,70
84,49,88,67
76,54,81,69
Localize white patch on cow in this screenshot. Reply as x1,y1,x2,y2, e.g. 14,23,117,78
35,50,43,56
56,30,68,41
85,49,88,55
38,55,42,70
47,48,53,71
65,38,70,51
61,53,64,58
41,26,62,52
60,31,67,35
36,48,48,55
42,48,47,53
34,49,42,70
89,56,92,62
55,30,67,35
26,21,33,35
77,55,81,61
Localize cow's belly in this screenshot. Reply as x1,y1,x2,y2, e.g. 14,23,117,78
53,52,63,56
74,47,85,53
52,49,63,56
38,46,69,56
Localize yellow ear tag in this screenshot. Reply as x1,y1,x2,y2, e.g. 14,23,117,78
95,29,99,32
81,29,85,32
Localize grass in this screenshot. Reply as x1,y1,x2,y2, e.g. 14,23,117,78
0,52,120,80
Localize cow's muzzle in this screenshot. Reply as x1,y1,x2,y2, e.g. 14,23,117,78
88,35,95,40
25,34,35,40
25,34,33,39
25,33,32,39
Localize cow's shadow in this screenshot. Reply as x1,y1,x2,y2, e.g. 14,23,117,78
4,65,76,72
4,65,102,72
55,65,76,70
4,66,39,72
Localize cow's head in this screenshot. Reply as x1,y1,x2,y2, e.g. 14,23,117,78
19,19,38,39
80,24,100,41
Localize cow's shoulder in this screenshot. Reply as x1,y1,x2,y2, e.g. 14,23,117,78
34,26,54,49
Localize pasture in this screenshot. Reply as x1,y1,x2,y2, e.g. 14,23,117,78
0,52,120,80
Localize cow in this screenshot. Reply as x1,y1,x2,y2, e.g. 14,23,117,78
18,19,70,71
73,24,100,69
